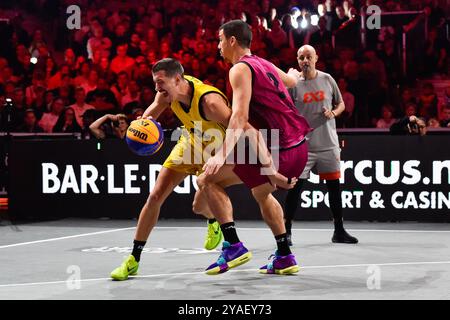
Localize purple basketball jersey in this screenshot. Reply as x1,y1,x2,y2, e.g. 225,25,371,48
239,55,311,149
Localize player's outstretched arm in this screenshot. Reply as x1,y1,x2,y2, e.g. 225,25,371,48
202,63,252,175
272,64,301,88
142,91,171,120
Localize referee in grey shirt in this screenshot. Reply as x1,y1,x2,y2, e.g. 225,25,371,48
284,45,358,245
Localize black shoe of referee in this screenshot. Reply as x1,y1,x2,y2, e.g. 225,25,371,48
332,229,358,244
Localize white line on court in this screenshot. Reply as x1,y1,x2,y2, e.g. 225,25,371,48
0,227,136,249
156,227,450,233
1,226,450,249
0,260,450,289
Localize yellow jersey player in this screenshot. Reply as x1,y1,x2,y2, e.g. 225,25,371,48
111,58,232,280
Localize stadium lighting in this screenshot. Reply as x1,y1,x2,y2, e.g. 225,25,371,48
291,15,299,29
300,18,308,29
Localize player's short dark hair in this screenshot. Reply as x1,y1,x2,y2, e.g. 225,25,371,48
152,58,184,77
219,20,252,49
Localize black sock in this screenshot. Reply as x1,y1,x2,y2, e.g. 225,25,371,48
220,222,240,244
284,179,305,234
275,233,291,256
326,179,344,232
285,220,292,235
132,240,146,262
208,218,216,224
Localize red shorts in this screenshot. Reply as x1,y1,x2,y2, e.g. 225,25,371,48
233,140,308,190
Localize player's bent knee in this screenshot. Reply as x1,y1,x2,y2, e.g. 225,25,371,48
192,199,202,215
147,191,164,206
251,185,275,203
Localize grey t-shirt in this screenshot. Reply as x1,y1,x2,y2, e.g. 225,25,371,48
290,70,343,152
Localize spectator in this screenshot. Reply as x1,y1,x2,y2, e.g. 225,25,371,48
97,57,116,84
134,62,153,88
80,109,97,139
121,80,141,107
25,72,46,106
423,28,449,77
146,28,160,50
54,85,74,107
335,7,360,48
53,107,82,133
404,103,418,118
111,24,129,53
266,19,287,50
418,82,438,120
87,25,112,60
73,62,91,88
69,87,95,127
63,48,77,74
128,33,142,58
398,88,417,116
80,69,99,95
332,6,349,31
47,64,71,90
307,16,332,48
15,108,43,133
111,71,129,109
427,117,440,128
376,105,396,128
38,98,65,133
86,78,118,114
30,85,47,119
440,105,450,128
110,44,135,76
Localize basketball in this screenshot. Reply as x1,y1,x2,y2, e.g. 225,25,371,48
125,118,164,156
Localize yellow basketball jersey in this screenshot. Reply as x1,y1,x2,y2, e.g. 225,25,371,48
170,75,228,149
163,76,229,175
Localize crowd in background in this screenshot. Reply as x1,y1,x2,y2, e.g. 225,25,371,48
0,0,449,138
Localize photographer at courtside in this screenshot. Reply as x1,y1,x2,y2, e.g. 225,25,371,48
390,115,427,136
89,113,129,139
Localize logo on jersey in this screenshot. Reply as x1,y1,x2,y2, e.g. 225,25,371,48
303,91,325,103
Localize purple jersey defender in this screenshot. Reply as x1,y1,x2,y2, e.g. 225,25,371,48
239,54,311,149
232,55,312,189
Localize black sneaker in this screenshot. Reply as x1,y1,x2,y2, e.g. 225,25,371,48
332,230,358,244
287,233,293,246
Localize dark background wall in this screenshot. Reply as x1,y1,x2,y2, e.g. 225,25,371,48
5,134,450,222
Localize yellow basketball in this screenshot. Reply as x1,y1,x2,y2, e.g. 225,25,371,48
125,119,164,156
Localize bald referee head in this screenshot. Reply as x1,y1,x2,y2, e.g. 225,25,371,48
297,45,319,77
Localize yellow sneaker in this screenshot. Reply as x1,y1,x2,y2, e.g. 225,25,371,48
204,220,223,250
110,255,139,281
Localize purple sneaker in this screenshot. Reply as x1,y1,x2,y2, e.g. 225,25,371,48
259,251,300,275
205,241,252,275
